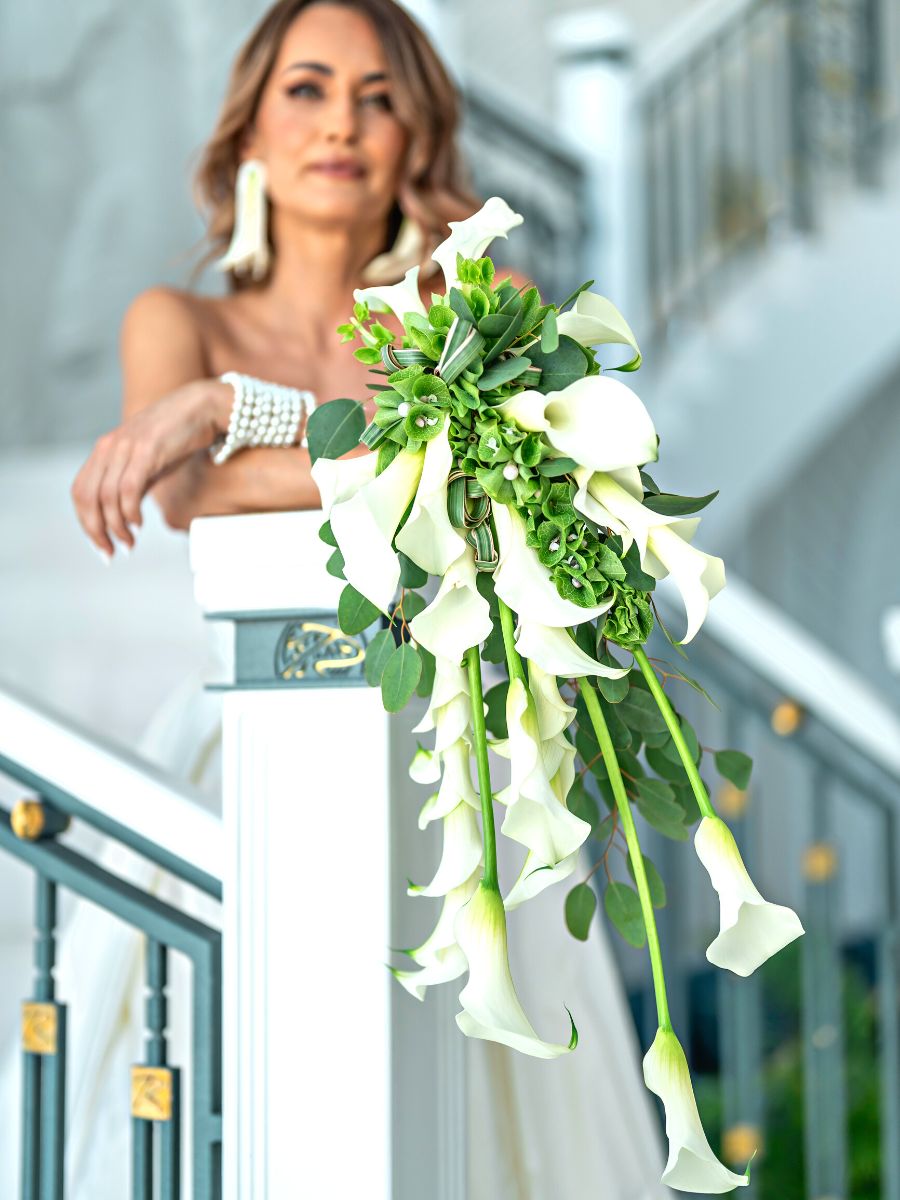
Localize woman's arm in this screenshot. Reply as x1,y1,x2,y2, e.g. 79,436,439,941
71,288,320,556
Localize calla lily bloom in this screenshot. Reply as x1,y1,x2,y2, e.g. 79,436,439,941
527,661,575,740
353,265,428,322
393,873,479,1001
695,816,804,977
516,620,631,680
408,744,440,785
432,196,524,292
643,1027,750,1192
329,449,424,612
413,655,470,753
417,738,480,829
575,470,726,644
505,849,578,911
499,678,590,866
555,290,641,368
408,799,483,898
499,375,658,475
310,452,377,515
395,427,467,576
493,504,614,628
454,882,577,1058
409,549,493,661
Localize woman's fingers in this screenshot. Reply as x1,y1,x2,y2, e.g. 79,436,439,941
97,443,137,549
71,436,117,555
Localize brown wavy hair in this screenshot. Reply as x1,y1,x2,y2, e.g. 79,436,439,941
193,0,480,287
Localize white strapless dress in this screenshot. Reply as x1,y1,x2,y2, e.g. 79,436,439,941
0,622,670,1200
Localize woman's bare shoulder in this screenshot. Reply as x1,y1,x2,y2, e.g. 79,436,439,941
121,286,220,346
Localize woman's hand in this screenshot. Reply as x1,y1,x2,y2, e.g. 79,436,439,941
71,379,231,556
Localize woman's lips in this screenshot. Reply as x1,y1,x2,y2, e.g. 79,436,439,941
307,161,365,179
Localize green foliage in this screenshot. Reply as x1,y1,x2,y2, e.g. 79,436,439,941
524,335,588,392
483,682,509,740
364,629,396,688
715,749,753,790
381,643,423,713
626,852,667,907
643,489,719,516
337,585,381,635
306,398,366,464
565,883,597,941
604,881,646,947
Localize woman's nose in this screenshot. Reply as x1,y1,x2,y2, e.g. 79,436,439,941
323,94,359,143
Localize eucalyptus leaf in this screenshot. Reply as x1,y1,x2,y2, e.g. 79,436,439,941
416,647,436,698
645,746,690,785
524,335,588,392
381,643,422,713
477,356,532,391
643,490,719,516
364,629,396,688
318,519,337,548
660,716,701,766
484,682,509,740
617,689,669,734
568,778,600,835
626,853,667,908
565,883,598,941
306,398,366,465
604,882,646,948
338,584,381,636
399,553,428,589
401,592,427,623
596,651,630,703
326,548,346,580
540,308,559,353
536,456,578,477
715,749,753,791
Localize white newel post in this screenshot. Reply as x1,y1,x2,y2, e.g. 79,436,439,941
551,12,638,323
189,510,465,1200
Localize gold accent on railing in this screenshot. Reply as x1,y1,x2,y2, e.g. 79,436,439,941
281,622,365,681
722,1123,763,1164
771,700,804,737
803,842,838,882
716,782,748,819
12,800,45,841
131,1066,173,1121
22,1002,58,1055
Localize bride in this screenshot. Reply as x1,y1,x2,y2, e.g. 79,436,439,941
62,1,668,1195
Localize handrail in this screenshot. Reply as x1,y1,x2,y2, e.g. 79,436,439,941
0,680,223,895
634,0,756,95
658,574,900,785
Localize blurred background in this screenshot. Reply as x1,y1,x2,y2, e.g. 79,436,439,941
2,0,900,1196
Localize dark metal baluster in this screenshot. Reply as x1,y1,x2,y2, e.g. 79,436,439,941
787,0,814,230
132,939,181,1200
800,771,847,1198
192,938,222,1200
878,807,900,1200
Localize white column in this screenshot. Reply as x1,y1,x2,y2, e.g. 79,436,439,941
551,12,638,320
190,509,465,1199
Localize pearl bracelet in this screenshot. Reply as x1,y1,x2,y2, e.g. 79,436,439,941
209,372,317,465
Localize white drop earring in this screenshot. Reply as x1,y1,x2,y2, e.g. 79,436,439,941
217,159,271,281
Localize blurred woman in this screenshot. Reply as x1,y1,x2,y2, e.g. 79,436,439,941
62,2,667,1197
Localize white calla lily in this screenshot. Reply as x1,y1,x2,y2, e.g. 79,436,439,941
408,745,440,785
527,661,575,740
516,620,631,680
432,196,524,292
413,655,470,752
505,849,578,911
575,470,726,644
408,800,483,898
395,426,467,575
643,1027,750,1192
409,549,493,661
695,816,804,977
500,375,658,474
392,873,479,1001
418,738,480,829
555,290,641,367
330,450,424,611
310,452,377,516
454,883,577,1058
492,504,614,628
353,265,428,322
500,679,590,866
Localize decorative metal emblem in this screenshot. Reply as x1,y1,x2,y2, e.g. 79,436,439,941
131,1066,174,1121
275,620,367,683
803,842,838,883
22,1002,57,1055
12,800,45,841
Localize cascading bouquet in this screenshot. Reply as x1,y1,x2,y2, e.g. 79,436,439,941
308,197,804,1194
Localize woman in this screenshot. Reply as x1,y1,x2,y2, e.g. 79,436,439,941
65,2,668,1197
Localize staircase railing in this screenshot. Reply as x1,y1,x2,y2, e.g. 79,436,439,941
621,577,900,1199
0,685,223,1200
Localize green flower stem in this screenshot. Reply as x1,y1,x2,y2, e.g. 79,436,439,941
578,679,672,1031
497,598,527,687
465,645,499,892
633,646,716,820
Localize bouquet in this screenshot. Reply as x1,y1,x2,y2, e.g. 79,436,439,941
308,198,803,1194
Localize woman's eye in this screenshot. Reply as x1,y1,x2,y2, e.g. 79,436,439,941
286,81,322,99
361,92,392,112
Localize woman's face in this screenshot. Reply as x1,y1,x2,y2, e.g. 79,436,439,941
247,3,408,229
